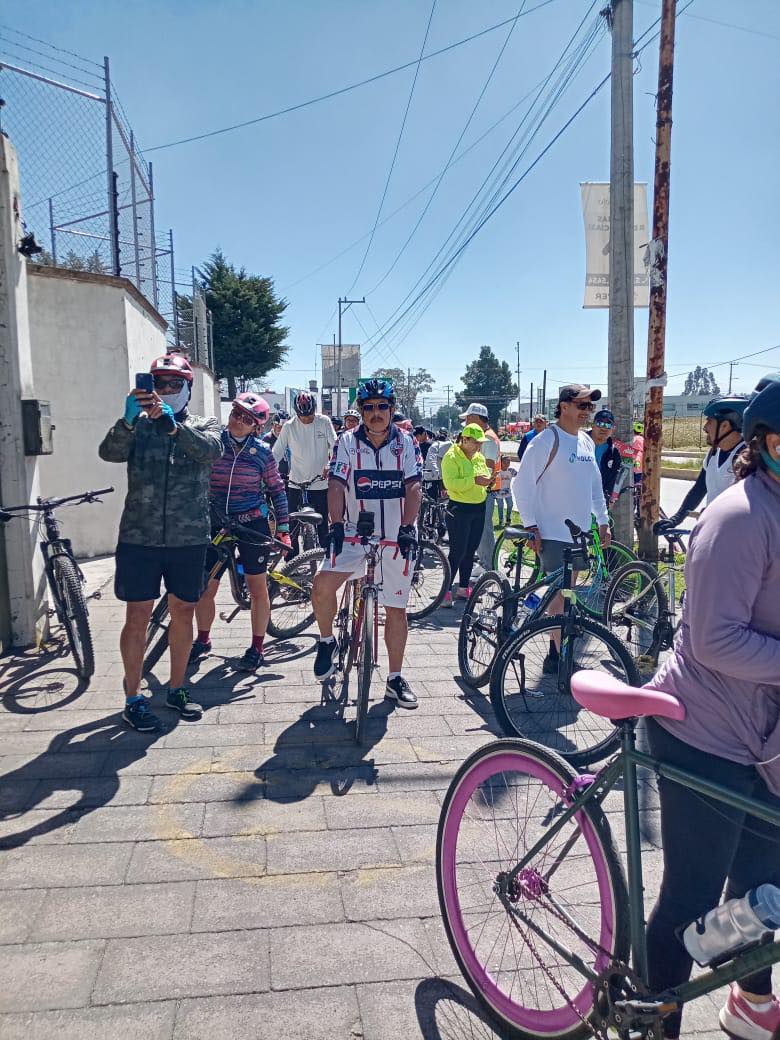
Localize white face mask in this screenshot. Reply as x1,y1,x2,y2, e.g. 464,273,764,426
159,384,190,415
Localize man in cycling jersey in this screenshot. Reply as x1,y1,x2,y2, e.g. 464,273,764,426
99,354,222,732
656,395,749,534
272,392,335,550
310,378,422,708
190,393,290,672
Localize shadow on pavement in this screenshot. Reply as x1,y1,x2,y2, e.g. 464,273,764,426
415,977,504,1039
1,653,89,714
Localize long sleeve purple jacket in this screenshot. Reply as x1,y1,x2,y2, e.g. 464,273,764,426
646,470,780,793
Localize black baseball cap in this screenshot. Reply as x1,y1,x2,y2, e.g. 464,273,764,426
558,384,602,404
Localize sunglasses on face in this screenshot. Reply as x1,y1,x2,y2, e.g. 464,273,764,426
153,376,185,391
572,401,595,411
361,402,391,413
230,408,255,426
595,420,614,429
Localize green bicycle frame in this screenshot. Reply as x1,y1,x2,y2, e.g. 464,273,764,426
507,721,780,1012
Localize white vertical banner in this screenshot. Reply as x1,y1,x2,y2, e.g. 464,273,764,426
580,182,650,308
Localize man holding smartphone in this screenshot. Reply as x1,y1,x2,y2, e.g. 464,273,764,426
99,354,221,732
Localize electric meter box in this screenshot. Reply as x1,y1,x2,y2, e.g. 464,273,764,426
21,399,54,456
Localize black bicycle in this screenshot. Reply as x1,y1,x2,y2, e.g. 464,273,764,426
144,509,324,672
0,487,114,680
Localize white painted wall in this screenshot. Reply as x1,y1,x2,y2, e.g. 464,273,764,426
27,267,167,557
191,362,220,420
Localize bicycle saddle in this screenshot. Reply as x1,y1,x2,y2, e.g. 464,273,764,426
504,526,536,540
571,670,685,722
289,509,322,525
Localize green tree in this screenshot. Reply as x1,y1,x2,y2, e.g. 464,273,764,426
370,366,434,419
433,404,460,431
456,345,517,428
202,250,289,397
30,248,107,273
683,365,720,396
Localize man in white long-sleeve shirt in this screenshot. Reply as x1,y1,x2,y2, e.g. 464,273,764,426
512,383,609,669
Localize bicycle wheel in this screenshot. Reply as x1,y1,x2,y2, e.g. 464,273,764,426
144,593,170,673
603,560,668,664
575,540,636,619
355,589,375,745
267,548,324,638
407,539,450,621
490,616,640,767
437,739,629,1040
458,570,512,689
493,531,540,589
301,522,317,552
51,556,94,680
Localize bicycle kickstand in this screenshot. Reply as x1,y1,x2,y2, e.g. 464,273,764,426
219,605,242,624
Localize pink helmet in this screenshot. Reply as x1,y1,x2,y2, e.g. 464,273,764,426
150,353,193,382
233,392,270,426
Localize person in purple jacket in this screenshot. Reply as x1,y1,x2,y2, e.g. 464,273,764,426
191,393,290,673
644,373,780,1040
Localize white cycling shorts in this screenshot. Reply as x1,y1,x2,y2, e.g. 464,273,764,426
317,541,413,608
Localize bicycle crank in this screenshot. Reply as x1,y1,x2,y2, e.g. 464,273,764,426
593,963,669,1040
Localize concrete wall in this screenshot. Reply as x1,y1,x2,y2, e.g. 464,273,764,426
191,362,221,420
27,266,167,557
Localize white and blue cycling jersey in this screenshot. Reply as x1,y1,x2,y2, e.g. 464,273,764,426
328,423,422,539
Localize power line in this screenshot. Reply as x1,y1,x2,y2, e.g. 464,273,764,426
346,0,437,295
633,1,780,43
141,0,562,155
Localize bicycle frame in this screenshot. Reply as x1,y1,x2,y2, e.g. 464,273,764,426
508,720,780,1013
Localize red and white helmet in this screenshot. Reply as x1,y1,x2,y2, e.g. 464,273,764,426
293,391,316,417
150,354,193,382
233,392,270,426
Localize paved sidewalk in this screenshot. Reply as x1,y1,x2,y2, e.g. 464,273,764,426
0,561,724,1039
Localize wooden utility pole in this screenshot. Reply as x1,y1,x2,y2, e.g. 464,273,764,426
638,0,677,559
607,0,635,546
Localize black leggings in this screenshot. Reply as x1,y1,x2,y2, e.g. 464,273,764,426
645,718,780,1037
446,500,486,590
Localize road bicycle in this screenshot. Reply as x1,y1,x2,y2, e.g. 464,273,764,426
0,486,114,679
493,517,636,620
436,670,780,1040
485,521,640,766
330,510,410,745
602,527,690,676
144,509,323,671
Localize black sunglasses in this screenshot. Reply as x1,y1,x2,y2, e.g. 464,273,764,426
573,401,595,411
362,402,391,413
153,376,186,391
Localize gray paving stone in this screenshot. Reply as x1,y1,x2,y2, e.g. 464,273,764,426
266,825,400,875
270,918,436,989
341,864,439,921
173,987,361,1040
409,734,493,762
0,888,47,943
0,808,79,846
31,776,152,809
70,802,204,843
375,761,456,792
0,1001,176,1040
148,770,264,805
324,790,441,830
0,751,108,780
0,777,38,812
31,881,195,940
0,841,134,888
162,722,266,749
192,872,344,930
0,939,105,1012
201,795,326,837
102,746,213,776
93,929,270,1004
210,743,311,772
22,710,116,732
357,977,503,1040
391,824,438,864
315,738,418,767
126,835,267,883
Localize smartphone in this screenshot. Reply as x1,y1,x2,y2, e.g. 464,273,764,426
135,372,154,393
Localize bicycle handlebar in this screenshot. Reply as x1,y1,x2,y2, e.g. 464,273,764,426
1,487,115,513
211,508,291,553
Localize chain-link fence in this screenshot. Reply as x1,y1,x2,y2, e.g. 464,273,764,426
0,27,200,352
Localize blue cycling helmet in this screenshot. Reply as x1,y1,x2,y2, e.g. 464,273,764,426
357,378,395,407
702,395,749,432
743,373,780,442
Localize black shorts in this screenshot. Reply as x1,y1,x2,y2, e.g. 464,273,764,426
114,543,207,603
206,516,272,577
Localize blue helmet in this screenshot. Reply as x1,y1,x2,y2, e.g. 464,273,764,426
743,373,780,442
357,378,395,407
702,395,749,432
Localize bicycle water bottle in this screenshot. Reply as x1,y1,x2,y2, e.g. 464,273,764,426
523,592,541,611
683,884,780,966
237,562,245,577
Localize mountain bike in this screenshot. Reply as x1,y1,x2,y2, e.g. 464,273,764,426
487,521,640,766
331,510,408,745
0,487,114,679
406,536,450,620
144,509,323,671
436,670,780,1040
287,477,322,552
419,483,448,545
493,516,636,619
602,527,690,676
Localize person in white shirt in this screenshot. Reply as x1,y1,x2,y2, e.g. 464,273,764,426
494,455,517,526
512,383,609,671
272,391,336,550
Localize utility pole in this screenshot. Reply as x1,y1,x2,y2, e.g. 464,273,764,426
728,361,737,393
529,382,534,422
607,0,635,546
541,369,547,416
337,296,365,417
516,341,521,418
638,0,677,561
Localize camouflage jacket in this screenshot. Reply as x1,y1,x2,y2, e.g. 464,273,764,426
98,413,222,547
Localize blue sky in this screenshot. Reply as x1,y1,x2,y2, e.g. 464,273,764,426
5,0,780,411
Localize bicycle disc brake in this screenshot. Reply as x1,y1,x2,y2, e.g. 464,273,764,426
593,963,665,1040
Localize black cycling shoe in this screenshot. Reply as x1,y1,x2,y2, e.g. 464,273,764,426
385,675,418,710
189,639,211,663
123,696,160,732
165,686,203,719
237,646,264,672
313,638,338,681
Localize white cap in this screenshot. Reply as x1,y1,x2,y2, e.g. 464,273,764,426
458,402,489,420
